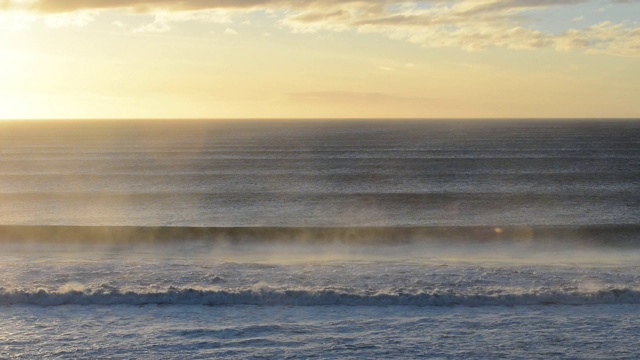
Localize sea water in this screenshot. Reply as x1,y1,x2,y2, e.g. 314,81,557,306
1,119,639,358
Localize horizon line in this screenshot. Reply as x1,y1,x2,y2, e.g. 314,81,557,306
1,117,640,122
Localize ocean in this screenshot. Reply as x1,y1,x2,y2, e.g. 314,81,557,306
1,119,639,358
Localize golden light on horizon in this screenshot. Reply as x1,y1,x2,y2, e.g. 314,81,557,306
0,1,638,120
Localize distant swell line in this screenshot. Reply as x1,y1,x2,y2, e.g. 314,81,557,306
1,288,639,307
1,225,639,246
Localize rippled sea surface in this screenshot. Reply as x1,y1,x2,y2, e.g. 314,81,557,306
1,120,639,358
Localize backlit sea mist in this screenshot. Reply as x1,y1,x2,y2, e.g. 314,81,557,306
1,119,639,359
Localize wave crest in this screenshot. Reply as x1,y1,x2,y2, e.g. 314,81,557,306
1,287,638,307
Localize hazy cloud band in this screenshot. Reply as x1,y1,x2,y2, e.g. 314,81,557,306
2,0,639,56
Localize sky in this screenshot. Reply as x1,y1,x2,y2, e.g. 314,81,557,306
0,0,639,119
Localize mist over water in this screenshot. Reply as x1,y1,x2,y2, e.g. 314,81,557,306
1,119,638,227
1,120,639,358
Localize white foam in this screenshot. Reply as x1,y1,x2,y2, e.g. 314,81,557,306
1,287,639,307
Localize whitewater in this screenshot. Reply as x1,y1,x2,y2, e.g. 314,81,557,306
1,119,639,358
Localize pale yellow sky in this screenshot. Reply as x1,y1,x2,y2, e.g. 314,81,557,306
1,0,639,119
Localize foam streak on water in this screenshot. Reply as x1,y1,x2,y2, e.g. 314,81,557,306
1,241,640,358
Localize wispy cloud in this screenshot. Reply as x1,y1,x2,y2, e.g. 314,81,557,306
283,91,444,117
224,27,238,35
287,91,438,105
44,10,98,28
2,0,639,56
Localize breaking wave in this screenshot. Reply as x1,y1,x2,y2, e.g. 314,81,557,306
2,287,639,307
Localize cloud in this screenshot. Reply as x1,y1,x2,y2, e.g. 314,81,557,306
44,10,98,28
556,21,640,57
2,0,639,56
287,91,438,106
0,0,592,15
455,0,587,16
283,91,444,117
224,27,238,35
133,15,170,32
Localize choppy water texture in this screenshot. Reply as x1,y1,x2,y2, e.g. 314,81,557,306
1,120,639,358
